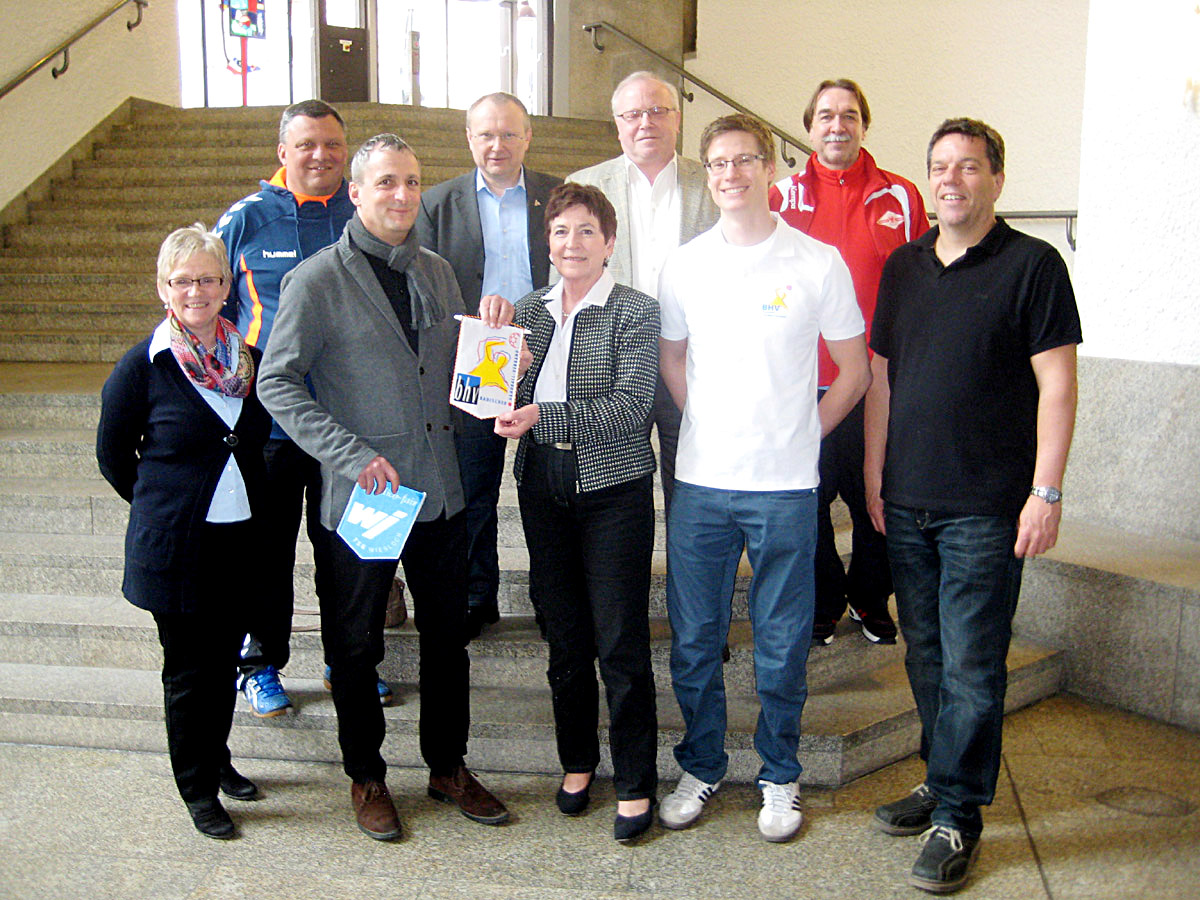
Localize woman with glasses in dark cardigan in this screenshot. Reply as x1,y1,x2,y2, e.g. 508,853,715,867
495,183,660,843
96,223,271,840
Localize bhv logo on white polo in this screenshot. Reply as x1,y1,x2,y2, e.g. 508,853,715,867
336,483,427,560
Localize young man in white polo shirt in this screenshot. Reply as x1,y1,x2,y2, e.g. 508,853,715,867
656,113,871,842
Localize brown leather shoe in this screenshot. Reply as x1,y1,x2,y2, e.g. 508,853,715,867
351,780,402,840
427,766,509,825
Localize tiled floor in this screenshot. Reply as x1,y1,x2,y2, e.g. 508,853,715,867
1,694,1196,899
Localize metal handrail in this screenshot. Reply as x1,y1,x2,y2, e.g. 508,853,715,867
584,20,1078,249
930,210,1079,251
582,20,811,167
0,0,149,103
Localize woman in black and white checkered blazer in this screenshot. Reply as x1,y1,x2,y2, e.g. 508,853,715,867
495,183,660,843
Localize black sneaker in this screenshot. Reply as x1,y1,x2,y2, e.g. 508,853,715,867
811,619,837,646
874,782,937,835
848,605,897,644
909,824,980,894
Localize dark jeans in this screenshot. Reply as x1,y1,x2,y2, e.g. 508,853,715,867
239,437,334,675
322,513,470,783
814,392,892,623
518,445,658,800
884,502,1024,836
151,521,249,804
652,373,682,515
454,415,508,615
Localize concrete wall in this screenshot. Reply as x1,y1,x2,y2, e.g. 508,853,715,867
0,0,180,211
552,0,685,126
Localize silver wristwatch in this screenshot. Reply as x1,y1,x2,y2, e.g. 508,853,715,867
1030,486,1062,504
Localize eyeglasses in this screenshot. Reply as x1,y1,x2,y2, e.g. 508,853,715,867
166,276,225,290
703,154,767,173
469,131,527,144
615,106,676,123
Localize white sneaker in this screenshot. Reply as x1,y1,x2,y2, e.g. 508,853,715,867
659,771,722,830
757,779,803,842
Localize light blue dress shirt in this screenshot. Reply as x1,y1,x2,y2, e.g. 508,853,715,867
476,168,533,304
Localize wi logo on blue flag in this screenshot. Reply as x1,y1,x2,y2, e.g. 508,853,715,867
336,483,427,560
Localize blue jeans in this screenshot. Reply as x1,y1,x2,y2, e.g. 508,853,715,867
666,481,817,785
884,502,1024,836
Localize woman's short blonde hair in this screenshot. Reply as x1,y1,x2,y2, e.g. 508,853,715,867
156,223,232,287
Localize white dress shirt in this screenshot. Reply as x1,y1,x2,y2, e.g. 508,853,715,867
532,270,616,404
624,154,681,297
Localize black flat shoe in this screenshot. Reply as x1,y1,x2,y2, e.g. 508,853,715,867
186,798,235,839
219,764,259,801
555,775,592,816
614,799,655,843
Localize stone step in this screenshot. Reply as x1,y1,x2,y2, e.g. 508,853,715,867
0,275,145,299
0,530,689,618
0,300,160,332
59,163,468,191
0,592,893,697
0,476,669,547
26,204,228,228
0,427,101,477
124,102,614,139
0,637,1063,786
0,330,141,363
0,391,103,429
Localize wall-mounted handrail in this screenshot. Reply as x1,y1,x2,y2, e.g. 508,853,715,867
584,20,1079,249
929,210,1078,251
582,20,811,167
0,0,149,103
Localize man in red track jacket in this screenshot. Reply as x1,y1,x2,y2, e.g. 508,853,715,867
768,78,929,647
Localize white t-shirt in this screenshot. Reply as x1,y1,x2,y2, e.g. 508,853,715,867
658,216,863,491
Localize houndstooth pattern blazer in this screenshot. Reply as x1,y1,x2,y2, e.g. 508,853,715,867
511,282,659,492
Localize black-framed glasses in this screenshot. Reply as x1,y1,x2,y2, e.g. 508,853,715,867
615,106,676,123
703,154,767,173
166,276,225,290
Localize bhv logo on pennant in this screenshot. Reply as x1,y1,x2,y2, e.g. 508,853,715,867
336,483,426,560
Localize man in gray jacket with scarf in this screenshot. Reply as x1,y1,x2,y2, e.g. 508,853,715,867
258,134,513,841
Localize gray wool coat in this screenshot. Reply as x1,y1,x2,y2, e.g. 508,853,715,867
257,223,467,529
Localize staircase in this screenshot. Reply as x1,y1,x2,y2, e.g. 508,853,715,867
0,101,1065,787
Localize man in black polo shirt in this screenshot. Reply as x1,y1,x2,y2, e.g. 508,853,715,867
862,118,1082,894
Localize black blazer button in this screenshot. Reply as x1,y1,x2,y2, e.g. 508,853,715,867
223,433,239,447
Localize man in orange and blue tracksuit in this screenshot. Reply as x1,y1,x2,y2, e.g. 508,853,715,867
214,99,356,719
768,78,929,647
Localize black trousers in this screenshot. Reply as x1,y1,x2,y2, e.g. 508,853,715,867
152,521,249,804
652,373,682,515
322,513,470,783
814,393,893,622
518,445,658,801
239,437,335,674
454,415,508,615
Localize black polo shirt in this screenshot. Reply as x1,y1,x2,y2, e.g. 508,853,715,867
871,218,1083,518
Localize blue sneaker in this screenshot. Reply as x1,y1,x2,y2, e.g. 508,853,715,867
323,666,394,706
239,665,292,718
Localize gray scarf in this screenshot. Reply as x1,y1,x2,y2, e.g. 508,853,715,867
347,213,449,330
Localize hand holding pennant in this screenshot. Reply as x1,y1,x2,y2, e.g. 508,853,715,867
450,315,527,420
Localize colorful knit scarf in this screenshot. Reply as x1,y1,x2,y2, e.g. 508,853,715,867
167,311,254,398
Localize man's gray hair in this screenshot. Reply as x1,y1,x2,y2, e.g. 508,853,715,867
350,134,416,184
466,92,531,132
610,71,680,114
156,223,232,287
277,99,345,145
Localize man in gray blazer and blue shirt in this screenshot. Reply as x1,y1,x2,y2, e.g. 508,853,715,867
567,71,719,510
417,93,562,637
259,134,513,842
